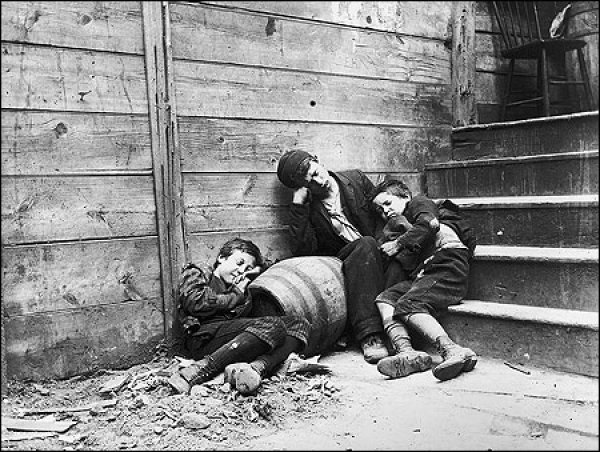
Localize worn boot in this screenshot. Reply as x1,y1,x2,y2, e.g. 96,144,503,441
360,334,390,364
224,362,262,395
168,357,219,394
432,335,477,381
377,322,432,378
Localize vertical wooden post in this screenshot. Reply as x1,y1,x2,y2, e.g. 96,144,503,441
142,1,187,353
451,1,477,127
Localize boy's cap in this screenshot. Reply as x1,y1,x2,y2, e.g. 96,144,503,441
277,150,313,188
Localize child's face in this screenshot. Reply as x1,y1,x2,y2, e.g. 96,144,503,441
372,191,410,220
214,250,257,285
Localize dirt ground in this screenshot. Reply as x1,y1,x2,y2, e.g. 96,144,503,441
1,345,343,451
2,344,599,451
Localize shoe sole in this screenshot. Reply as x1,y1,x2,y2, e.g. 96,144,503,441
377,353,433,378
225,364,261,395
433,354,478,381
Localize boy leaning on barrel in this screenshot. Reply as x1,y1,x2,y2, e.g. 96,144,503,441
167,237,328,395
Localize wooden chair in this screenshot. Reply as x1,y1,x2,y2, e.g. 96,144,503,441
491,1,593,120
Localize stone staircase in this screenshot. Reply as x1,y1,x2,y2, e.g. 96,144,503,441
425,111,599,377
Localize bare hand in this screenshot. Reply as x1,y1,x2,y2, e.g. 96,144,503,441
380,240,401,257
234,277,252,293
292,187,310,204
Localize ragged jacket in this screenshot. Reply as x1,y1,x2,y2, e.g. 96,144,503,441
380,195,477,274
288,169,381,256
177,262,253,335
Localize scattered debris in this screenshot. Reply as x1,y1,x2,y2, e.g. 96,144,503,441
99,374,131,394
18,399,118,416
179,413,211,430
2,416,77,433
504,361,531,375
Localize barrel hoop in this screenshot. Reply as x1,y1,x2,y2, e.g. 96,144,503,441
315,257,346,290
284,263,333,327
253,272,313,322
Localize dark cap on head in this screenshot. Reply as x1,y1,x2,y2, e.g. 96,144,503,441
277,150,314,188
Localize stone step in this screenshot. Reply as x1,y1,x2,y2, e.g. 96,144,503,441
425,150,598,198
451,110,598,161
469,246,599,312
448,195,599,248
439,300,599,377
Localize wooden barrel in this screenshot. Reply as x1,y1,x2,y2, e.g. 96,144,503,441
566,1,599,109
248,256,346,357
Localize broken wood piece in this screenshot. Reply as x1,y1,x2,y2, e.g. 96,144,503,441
19,399,117,415
1,431,57,441
99,374,131,393
2,416,76,433
504,361,531,375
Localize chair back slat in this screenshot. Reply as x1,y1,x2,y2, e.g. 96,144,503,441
491,1,550,49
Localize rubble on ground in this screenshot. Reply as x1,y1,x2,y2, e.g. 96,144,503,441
1,348,343,450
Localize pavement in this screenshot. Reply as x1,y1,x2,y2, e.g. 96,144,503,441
245,348,599,450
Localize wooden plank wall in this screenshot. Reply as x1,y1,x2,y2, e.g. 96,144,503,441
169,1,454,265
474,1,572,123
1,1,164,380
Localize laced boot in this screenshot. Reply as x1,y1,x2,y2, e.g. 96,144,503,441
168,357,219,394
377,334,432,379
224,362,262,395
432,336,477,381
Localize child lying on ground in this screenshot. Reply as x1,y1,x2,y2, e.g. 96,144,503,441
168,238,328,395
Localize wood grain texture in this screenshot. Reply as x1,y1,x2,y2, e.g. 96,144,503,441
2,237,161,316
199,1,453,38
426,153,599,197
178,118,451,172
4,298,164,380
451,2,477,127
468,259,598,312
462,204,599,248
451,113,599,160
1,111,152,174
1,175,157,243
186,228,295,267
1,1,144,54
170,3,451,84
174,61,451,126
1,43,148,114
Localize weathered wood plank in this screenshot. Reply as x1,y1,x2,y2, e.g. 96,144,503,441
174,61,452,126
451,2,477,127
187,228,295,267
4,299,164,380
1,111,152,174
475,33,536,73
1,1,144,54
2,237,161,316
426,153,599,198
178,117,451,174
468,260,599,312
170,3,450,84
1,175,157,243
199,1,453,39
1,43,148,114
462,205,599,248
451,113,599,160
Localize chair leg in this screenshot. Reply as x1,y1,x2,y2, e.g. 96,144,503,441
540,48,550,117
501,59,515,122
577,48,594,111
